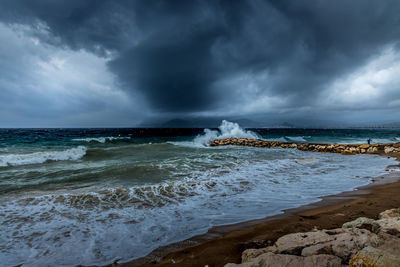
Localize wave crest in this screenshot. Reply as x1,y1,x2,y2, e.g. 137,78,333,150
72,137,130,143
284,136,308,142
193,120,259,146
0,146,87,167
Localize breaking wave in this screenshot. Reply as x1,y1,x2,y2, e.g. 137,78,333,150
190,120,260,147
0,146,87,167
284,136,308,142
72,136,130,143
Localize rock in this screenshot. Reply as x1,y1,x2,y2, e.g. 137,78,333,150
374,232,400,255
349,246,400,267
301,243,333,257
242,247,276,262
367,147,378,153
349,147,357,153
376,209,400,237
272,230,337,255
359,144,370,149
225,253,342,267
342,217,381,233
301,228,379,262
379,208,400,219
384,146,394,154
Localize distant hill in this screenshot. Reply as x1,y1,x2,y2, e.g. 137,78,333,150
271,122,296,128
159,118,264,128
160,118,219,128
143,117,361,129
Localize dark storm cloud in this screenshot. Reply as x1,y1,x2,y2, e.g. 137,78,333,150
109,31,220,111
1,0,400,114
108,0,251,112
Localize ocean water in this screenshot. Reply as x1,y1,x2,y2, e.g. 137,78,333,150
0,121,399,266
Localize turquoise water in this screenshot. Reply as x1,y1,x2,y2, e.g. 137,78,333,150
0,122,398,266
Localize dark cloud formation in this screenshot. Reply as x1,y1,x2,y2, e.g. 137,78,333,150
1,0,400,119
110,30,221,111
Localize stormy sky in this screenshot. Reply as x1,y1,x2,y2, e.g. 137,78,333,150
1,0,400,127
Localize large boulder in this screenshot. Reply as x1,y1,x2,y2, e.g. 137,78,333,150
301,228,379,262
384,146,395,154
376,208,400,237
359,144,370,149
271,230,337,255
379,208,400,219
367,147,378,153
342,217,381,233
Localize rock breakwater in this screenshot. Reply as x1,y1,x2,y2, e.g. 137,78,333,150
210,138,400,156
225,208,400,267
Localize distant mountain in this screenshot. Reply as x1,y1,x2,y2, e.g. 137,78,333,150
144,117,353,129
159,118,264,128
272,122,296,128
160,118,221,128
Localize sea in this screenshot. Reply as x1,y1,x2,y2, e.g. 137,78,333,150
1,121,399,266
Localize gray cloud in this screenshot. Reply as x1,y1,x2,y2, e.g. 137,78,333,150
0,22,142,127
1,0,400,125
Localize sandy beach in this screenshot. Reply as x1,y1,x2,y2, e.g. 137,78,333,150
101,143,400,267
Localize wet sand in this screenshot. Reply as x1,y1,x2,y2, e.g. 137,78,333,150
96,153,400,267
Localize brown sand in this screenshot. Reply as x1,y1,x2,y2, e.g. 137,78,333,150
100,159,400,267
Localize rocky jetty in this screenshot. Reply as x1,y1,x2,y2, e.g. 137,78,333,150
225,208,400,267
209,138,400,156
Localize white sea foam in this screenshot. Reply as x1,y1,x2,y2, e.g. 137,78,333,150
72,136,130,143
190,120,259,147
0,146,86,167
284,136,308,142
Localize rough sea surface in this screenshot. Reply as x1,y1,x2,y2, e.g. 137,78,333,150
0,121,399,266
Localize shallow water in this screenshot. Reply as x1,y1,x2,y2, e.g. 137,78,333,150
0,122,398,266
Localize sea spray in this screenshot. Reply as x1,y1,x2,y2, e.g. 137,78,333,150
193,120,259,146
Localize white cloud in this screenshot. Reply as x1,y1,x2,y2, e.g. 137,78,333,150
322,45,400,109
0,23,146,127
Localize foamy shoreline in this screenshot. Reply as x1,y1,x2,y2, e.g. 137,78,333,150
100,171,400,267
93,139,400,267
